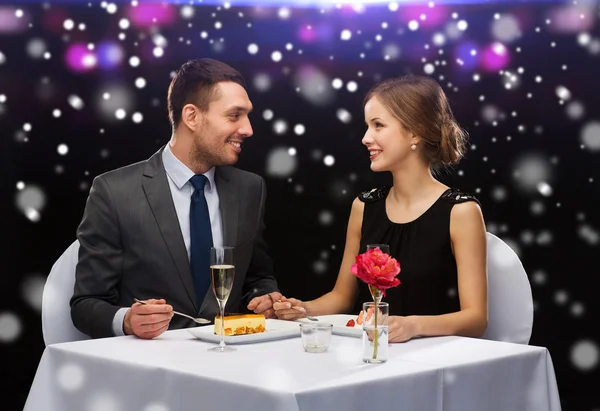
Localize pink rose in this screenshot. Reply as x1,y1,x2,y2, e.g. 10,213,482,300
351,248,401,295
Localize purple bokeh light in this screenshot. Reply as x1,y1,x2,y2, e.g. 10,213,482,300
453,41,480,70
65,43,97,73
96,42,125,70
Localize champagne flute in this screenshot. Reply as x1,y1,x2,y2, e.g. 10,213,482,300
209,246,235,352
367,244,390,254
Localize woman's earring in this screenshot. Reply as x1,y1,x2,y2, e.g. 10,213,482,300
410,144,417,151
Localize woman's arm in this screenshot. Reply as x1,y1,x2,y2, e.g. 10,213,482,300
274,198,364,319
389,201,488,342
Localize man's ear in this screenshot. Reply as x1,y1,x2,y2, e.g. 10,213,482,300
181,104,200,131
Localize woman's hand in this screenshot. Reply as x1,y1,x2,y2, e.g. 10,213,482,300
387,316,418,343
273,297,307,321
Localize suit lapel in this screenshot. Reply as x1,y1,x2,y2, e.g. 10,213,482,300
142,148,198,311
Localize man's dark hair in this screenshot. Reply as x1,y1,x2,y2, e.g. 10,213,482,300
167,58,246,129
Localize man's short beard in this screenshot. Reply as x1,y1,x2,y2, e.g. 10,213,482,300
190,128,231,171
190,137,211,170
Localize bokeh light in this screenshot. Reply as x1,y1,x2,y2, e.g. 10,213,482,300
64,43,97,73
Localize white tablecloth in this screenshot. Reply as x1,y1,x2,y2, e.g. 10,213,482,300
25,329,561,411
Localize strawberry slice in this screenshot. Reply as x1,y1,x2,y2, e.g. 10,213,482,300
346,319,355,327
356,310,364,325
366,307,374,322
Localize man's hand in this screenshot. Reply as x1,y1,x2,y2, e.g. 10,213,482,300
247,291,282,319
123,299,174,339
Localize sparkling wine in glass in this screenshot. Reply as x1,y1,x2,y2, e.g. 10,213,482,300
209,246,235,352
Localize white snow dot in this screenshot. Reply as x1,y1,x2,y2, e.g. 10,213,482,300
555,85,571,101
337,108,352,123
57,144,69,155
153,47,164,58
294,124,305,135
63,19,74,31
129,56,140,67
135,77,146,88
571,340,599,371
263,109,274,121
106,3,117,14
273,119,288,135
271,51,282,62
0,312,22,343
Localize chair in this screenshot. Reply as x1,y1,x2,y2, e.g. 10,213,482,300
481,232,533,344
41,240,90,345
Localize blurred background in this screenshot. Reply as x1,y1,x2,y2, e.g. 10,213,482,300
1,0,599,409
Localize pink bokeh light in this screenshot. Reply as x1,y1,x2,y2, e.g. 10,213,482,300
65,43,97,73
0,7,30,34
396,4,450,29
547,5,595,33
298,25,318,43
127,3,176,28
480,42,511,72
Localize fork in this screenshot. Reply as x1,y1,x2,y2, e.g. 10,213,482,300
133,298,211,325
268,293,319,321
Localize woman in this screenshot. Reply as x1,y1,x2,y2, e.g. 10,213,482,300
275,75,488,342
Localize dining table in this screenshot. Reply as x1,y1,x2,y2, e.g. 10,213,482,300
24,317,561,411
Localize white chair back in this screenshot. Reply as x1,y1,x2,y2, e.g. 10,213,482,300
42,240,90,345
482,232,533,344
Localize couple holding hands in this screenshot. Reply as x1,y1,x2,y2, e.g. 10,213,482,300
70,58,487,344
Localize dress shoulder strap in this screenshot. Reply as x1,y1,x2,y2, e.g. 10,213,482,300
358,186,391,204
440,188,481,206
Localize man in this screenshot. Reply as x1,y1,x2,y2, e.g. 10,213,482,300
71,58,281,339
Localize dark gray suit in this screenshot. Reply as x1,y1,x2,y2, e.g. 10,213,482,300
71,147,279,338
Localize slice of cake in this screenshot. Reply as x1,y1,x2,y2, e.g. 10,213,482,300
214,314,266,336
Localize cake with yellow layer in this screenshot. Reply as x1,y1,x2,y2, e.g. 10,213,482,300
214,314,266,336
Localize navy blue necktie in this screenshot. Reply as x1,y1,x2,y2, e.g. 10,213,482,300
189,175,213,308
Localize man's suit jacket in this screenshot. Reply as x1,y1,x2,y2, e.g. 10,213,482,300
70,147,279,338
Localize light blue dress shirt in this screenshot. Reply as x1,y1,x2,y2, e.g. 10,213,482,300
112,144,224,335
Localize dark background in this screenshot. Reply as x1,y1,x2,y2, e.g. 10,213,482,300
1,0,599,409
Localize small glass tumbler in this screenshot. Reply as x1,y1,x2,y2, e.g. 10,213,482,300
300,323,333,353
362,302,389,363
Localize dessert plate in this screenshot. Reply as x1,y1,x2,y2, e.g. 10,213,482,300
298,314,362,338
187,319,301,344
